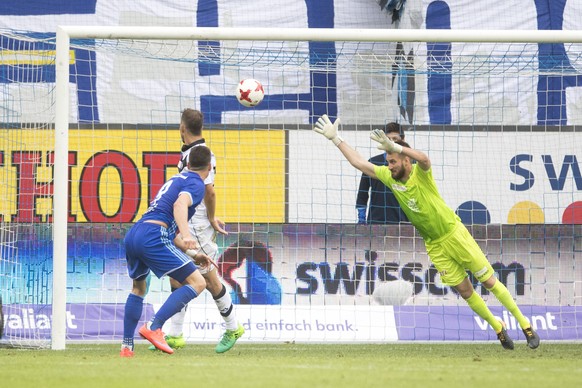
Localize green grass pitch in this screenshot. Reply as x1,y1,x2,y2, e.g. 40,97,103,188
2,343,581,388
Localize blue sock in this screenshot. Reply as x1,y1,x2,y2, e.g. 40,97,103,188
150,285,198,330
123,293,144,348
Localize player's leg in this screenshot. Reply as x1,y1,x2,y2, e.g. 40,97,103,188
454,277,514,350
205,269,239,329
481,275,540,349
150,267,205,330
427,232,514,350
147,276,190,352
205,269,244,353
195,226,244,352
197,228,239,329
162,225,216,347
137,225,205,354
162,277,187,348
456,223,540,349
463,244,530,329
139,263,203,354
160,226,227,349
120,224,149,357
121,277,148,357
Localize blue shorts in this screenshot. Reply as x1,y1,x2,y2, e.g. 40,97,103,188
124,221,197,283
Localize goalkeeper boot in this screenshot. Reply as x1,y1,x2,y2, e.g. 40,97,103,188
139,323,174,354
120,345,134,358
522,326,540,349
496,321,514,350
215,324,245,354
148,334,185,351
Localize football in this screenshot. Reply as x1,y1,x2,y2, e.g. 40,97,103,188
236,78,265,107
372,280,413,306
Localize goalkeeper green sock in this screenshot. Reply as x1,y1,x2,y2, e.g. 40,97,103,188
465,291,502,332
487,280,530,329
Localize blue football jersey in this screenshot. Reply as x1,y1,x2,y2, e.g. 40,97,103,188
141,170,206,234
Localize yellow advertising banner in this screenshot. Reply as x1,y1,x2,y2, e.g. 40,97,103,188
0,128,285,223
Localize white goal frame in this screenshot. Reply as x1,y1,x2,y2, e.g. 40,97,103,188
53,26,582,350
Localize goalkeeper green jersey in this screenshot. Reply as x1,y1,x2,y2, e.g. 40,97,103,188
374,164,460,242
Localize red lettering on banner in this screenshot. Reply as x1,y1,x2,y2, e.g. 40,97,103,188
143,152,180,204
5,150,177,223
11,151,52,223
78,151,141,223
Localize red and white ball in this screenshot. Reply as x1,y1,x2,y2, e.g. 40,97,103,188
235,78,265,107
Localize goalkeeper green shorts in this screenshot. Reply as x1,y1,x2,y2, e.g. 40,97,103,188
425,222,494,287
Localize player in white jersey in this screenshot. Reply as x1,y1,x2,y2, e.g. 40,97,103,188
162,108,243,353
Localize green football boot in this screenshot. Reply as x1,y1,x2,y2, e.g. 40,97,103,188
215,324,245,353
148,334,185,351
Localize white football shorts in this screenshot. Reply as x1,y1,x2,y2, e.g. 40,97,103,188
191,224,218,275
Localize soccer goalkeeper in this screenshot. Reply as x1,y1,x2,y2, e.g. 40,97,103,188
313,115,540,350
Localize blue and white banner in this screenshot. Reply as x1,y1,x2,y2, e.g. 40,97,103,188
2,303,580,342
1,0,581,125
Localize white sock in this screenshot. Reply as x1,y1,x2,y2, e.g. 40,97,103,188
215,285,238,330
167,306,186,337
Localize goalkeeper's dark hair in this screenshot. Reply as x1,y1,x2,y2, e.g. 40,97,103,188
181,108,204,136
188,145,211,171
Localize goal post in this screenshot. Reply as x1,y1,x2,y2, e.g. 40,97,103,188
57,26,582,43
52,27,71,351
2,26,581,349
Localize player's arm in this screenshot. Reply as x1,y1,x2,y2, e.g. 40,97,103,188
173,192,197,250
185,249,219,270
337,142,377,178
203,183,227,235
173,238,219,270
313,114,377,178
400,146,431,171
369,129,431,171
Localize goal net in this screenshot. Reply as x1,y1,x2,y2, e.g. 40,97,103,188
1,27,581,349
1,33,56,347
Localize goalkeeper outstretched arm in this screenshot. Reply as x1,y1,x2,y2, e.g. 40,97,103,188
313,114,377,178
337,142,377,178
313,116,432,175
369,128,431,171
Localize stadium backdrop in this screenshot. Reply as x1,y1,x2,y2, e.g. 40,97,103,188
0,0,581,342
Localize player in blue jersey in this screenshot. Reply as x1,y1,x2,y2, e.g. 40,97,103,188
314,114,540,350
157,108,243,354
120,145,216,357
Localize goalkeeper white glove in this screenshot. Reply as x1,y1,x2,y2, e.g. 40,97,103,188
370,129,403,153
313,114,343,146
